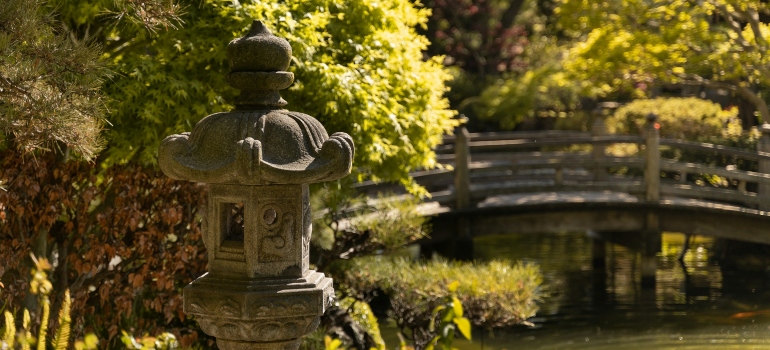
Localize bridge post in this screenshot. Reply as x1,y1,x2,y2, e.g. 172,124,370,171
454,126,471,210
591,103,616,182
758,124,770,211
644,113,661,202
642,113,661,287
453,126,473,260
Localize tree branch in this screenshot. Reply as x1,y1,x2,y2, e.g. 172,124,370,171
711,2,754,50
0,75,32,100
738,7,767,49
687,75,770,123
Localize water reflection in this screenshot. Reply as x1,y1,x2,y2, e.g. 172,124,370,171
472,232,770,349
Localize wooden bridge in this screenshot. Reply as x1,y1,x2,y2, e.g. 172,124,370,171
355,115,770,283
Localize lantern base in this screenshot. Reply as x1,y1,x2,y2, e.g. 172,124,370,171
184,270,333,348
217,339,302,350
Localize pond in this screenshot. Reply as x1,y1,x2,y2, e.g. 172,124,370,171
460,232,770,349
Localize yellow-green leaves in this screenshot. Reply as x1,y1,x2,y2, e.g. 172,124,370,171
20,310,30,350
453,317,471,340
73,334,99,350
120,331,178,350
342,258,542,348
425,281,471,350
324,335,343,350
554,0,770,119
3,311,15,349
51,290,72,350
2,256,98,350
53,0,457,190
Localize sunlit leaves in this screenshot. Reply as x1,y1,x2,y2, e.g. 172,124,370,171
50,0,457,190
555,0,770,109
340,258,542,348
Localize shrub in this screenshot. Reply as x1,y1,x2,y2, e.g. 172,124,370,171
607,97,754,146
336,257,542,348
0,150,208,348
311,183,430,271
1,255,99,350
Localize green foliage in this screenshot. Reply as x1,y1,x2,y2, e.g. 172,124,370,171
120,330,179,350
338,257,542,348
0,256,97,350
323,335,343,350
0,0,107,159
50,291,71,350
472,11,586,130
430,0,563,130
50,0,458,190
609,97,744,142
554,0,770,121
425,281,471,350
311,182,429,270
608,97,760,157
423,0,528,76
300,296,384,350
479,0,770,128
478,64,582,129
337,297,385,350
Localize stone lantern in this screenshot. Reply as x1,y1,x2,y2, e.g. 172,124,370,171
158,21,354,350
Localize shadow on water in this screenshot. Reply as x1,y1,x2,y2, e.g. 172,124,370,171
464,232,770,349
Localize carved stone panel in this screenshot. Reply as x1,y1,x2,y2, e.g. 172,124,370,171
246,184,308,278
184,270,333,349
257,201,294,263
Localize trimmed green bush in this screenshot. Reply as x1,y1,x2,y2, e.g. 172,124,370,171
608,97,754,145
336,257,542,348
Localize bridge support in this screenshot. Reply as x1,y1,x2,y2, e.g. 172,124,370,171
641,210,661,288
587,230,607,269
592,238,606,270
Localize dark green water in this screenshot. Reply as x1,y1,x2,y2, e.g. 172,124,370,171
463,232,770,349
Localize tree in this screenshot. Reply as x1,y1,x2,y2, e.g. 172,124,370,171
424,0,529,78
420,0,535,130
51,0,458,192
480,0,770,130
0,0,107,160
560,0,770,124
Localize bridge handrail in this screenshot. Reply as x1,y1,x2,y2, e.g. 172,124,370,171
435,135,642,154
659,138,770,162
448,117,770,212
469,135,644,151
469,157,644,174
442,130,590,143
660,160,770,184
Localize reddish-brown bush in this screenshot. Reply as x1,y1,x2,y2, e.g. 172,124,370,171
0,150,209,348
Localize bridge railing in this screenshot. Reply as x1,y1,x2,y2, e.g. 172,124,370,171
452,116,770,211
354,116,770,212
656,136,770,210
